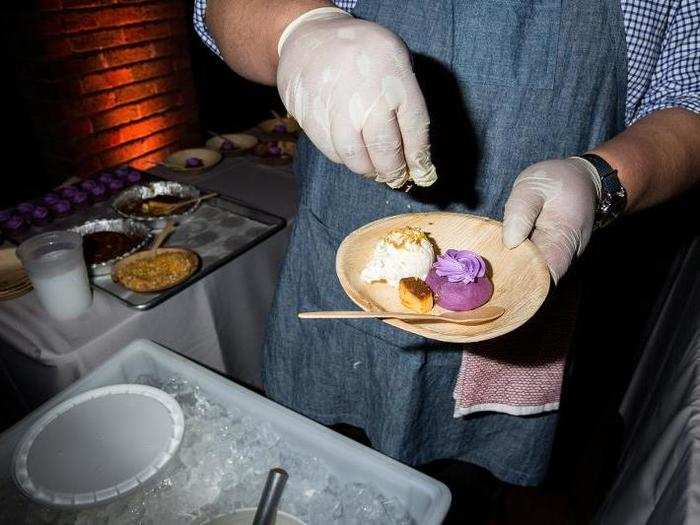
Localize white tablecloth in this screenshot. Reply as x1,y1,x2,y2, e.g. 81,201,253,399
0,157,297,409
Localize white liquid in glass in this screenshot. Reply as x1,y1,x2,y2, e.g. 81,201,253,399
32,263,92,321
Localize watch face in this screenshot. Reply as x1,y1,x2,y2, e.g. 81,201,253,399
596,173,627,228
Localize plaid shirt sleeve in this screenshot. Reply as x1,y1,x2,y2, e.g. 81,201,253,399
623,0,700,124
193,0,698,126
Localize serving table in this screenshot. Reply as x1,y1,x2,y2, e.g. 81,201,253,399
0,157,297,410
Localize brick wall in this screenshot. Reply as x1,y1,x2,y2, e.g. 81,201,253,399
18,0,200,180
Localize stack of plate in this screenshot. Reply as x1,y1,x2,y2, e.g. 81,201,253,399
0,247,31,301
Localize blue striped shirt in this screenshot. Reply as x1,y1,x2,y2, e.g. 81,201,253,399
193,0,700,126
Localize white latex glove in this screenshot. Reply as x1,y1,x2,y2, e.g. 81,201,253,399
276,7,437,188
503,157,602,283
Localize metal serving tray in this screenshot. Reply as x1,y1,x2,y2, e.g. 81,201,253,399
9,171,285,310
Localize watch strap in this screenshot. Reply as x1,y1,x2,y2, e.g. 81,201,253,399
579,153,628,229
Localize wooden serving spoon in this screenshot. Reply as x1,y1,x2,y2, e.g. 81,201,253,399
148,220,176,258
298,305,505,324
144,193,218,215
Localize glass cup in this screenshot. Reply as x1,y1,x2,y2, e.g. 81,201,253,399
17,231,92,321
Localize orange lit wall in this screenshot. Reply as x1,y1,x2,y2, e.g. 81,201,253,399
22,0,200,179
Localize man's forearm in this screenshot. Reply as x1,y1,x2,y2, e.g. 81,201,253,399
591,108,700,214
205,0,332,85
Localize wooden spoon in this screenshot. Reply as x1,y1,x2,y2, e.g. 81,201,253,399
148,220,176,258
144,193,217,215
298,305,505,324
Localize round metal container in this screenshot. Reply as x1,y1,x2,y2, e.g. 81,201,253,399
112,181,201,229
70,219,152,276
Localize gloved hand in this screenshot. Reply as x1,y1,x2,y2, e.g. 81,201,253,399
502,157,602,283
276,7,437,188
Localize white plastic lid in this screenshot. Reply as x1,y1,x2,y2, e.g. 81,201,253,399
13,384,184,507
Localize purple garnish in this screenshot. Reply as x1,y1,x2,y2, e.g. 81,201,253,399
220,139,235,152
185,157,204,168
273,123,287,133
433,249,486,284
42,193,61,206
268,144,282,156
16,203,36,217
89,183,108,201
51,200,72,216
108,179,125,193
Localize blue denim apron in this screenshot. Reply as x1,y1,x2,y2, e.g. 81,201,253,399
263,0,627,485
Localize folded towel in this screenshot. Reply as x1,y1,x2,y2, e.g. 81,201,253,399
453,278,578,418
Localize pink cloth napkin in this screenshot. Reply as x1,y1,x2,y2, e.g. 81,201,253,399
452,281,577,418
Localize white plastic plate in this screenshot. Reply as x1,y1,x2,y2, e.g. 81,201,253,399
12,384,184,507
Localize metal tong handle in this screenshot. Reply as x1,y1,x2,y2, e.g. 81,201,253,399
252,468,289,525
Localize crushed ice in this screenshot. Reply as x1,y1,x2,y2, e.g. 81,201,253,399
0,374,413,524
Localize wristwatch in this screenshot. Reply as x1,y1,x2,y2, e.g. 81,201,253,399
579,153,628,229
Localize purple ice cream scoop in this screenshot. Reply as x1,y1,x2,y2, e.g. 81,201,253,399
88,183,108,201
31,206,51,226
42,193,61,206
185,157,204,168
16,203,36,218
50,200,72,217
425,250,493,311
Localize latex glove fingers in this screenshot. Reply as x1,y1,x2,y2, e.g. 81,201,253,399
503,158,600,282
277,9,437,188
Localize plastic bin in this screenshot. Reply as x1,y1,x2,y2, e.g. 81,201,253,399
0,339,450,524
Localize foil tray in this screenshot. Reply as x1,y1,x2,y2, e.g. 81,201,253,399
112,181,201,229
69,219,152,276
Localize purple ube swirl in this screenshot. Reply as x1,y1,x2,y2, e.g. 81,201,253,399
31,206,50,225
433,249,486,284
51,200,72,216
98,173,115,185
16,203,36,217
60,186,80,199
71,191,89,207
3,215,26,232
125,171,141,184
81,179,98,191
89,183,107,201
42,193,61,206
